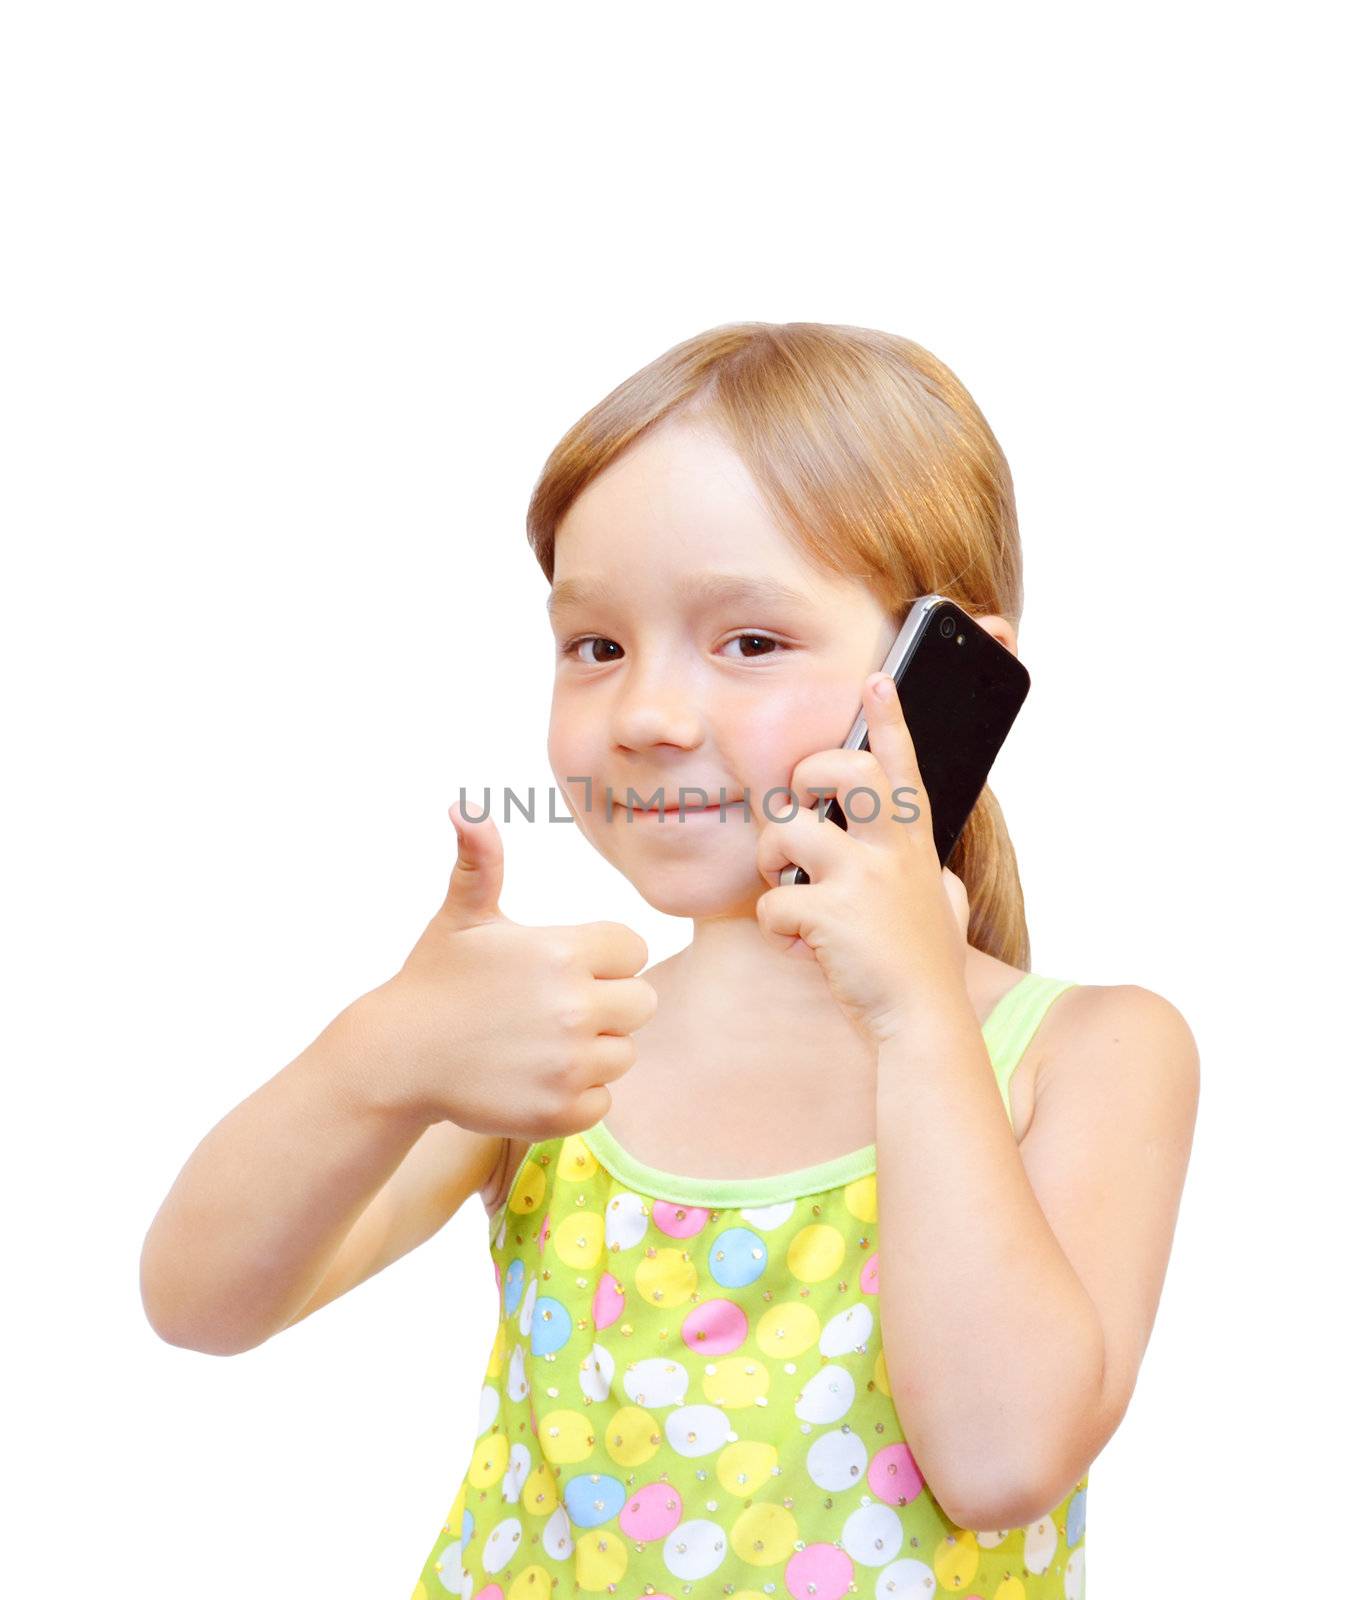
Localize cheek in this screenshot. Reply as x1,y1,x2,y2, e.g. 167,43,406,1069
546,708,596,808
733,677,858,795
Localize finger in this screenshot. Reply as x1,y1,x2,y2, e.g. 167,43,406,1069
755,882,825,951
859,672,928,832
440,804,506,927
570,1032,638,1090
754,804,848,886
591,974,659,1035
787,744,897,845
571,920,651,979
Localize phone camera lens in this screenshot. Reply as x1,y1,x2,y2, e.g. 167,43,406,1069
939,614,956,637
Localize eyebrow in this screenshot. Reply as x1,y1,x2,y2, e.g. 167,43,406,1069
547,571,818,622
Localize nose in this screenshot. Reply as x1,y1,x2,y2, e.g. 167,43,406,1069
609,663,704,753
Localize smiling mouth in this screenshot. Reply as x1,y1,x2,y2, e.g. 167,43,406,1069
616,799,743,816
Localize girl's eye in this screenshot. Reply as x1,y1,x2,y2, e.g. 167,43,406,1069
562,637,625,665
561,634,787,664
722,633,785,659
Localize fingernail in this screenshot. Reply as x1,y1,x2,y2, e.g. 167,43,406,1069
874,674,895,700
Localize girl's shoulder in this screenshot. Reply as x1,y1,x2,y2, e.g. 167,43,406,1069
1033,979,1200,1111
1047,979,1195,1039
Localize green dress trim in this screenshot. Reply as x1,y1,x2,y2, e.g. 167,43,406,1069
557,971,1081,1210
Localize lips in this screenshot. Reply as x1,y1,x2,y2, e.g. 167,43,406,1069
616,798,741,815
622,803,718,814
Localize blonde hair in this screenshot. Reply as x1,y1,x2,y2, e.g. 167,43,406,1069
526,321,1032,969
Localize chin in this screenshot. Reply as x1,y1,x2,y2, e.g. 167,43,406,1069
618,863,762,920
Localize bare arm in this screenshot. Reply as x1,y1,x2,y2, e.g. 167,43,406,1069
138,805,656,1359
139,989,499,1357
876,983,1199,1531
277,1119,510,1335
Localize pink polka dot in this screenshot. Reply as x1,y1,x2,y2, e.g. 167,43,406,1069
537,1212,550,1253
593,1271,626,1330
618,1479,684,1542
652,1198,711,1238
473,1586,503,1600
860,1252,880,1294
681,1298,747,1355
868,1441,924,1505
784,1541,853,1600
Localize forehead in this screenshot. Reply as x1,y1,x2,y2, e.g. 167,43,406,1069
548,569,824,625
549,422,850,614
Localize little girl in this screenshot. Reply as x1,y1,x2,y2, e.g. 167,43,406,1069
141,322,1199,1600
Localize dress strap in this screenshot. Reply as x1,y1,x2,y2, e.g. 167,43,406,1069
984,974,1080,1120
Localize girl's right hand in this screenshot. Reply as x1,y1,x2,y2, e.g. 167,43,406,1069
358,803,658,1140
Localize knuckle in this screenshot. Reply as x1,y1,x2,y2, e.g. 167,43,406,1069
546,938,578,972
555,999,591,1034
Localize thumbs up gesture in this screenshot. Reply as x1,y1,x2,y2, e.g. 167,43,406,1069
363,804,658,1139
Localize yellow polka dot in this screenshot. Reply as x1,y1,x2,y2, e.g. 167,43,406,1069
934,1528,981,1590
521,1461,561,1517
755,1300,820,1358
507,1563,553,1600
536,1408,597,1465
716,1439,778,1496
410,1582,428,1600
633,1246,698,1308
554,1207,605,1269
729,1501,799,1566
508,1156,547,1213
872,1345,892,1396
701,1354,770,1409
992,1576,1028,1600
574,1526,628,1591
602,1404,663,1467
465,1428,510,1489
786,1222,846,1283
557,1134,601,1182
844,1172,879,1222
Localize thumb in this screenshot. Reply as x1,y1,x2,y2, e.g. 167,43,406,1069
439,801,506,928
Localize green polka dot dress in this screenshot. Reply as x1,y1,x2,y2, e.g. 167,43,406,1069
413,972,1088,1600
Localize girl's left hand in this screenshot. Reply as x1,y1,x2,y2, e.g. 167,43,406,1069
754,671,973,1048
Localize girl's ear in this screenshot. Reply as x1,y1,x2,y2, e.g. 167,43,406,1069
973,613,1018,657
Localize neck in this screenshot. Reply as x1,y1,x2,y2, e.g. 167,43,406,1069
652,910,1008,1032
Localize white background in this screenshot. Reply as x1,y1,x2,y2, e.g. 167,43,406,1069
4,4,1366,1595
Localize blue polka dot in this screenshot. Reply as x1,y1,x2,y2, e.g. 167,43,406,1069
707,1226,768,1288
1067,1486,1087,1546
502,1257,526,1317
530,1293,573,1356
562,1471,627,1527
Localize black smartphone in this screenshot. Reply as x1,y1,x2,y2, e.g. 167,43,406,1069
778,594,1030,883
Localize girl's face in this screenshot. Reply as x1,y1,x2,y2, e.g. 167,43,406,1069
546,420,901,917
